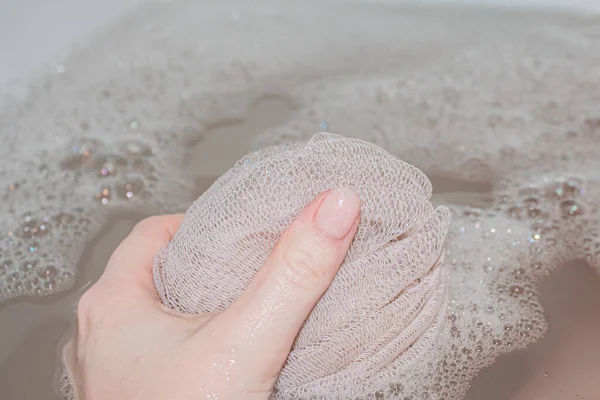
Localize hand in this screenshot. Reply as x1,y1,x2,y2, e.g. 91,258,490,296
63,188,361,399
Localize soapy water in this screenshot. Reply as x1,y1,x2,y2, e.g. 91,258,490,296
1,0,600,399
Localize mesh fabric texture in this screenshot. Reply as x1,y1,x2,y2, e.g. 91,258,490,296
153,132,451,399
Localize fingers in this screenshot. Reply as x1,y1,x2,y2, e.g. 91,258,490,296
222,188,361,379
101,214,185,294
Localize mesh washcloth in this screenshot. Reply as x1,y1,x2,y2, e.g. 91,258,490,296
153,132,451,399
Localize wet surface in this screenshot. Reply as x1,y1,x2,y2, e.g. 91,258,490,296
1,151,598,399
2,12,600,395
186,96,296,179
466,262,600,399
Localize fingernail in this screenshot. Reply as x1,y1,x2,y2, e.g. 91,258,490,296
314,188,361,240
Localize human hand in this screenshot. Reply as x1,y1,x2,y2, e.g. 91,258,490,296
63,188,361,400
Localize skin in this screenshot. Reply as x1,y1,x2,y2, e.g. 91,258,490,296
65,188,361,399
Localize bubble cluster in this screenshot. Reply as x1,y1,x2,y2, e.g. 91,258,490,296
0,132,181,300
0,1,598,399
253,3,600,398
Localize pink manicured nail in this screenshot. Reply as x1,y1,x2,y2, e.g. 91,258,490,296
314,188,361,240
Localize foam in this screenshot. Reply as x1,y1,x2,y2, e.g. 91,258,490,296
0,1,598,398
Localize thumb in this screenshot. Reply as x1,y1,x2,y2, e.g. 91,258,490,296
223,188,361,382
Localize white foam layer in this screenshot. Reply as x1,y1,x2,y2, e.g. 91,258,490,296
1,1,599,399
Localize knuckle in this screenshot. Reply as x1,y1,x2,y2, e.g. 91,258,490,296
76,289,96,320
76,286,108,334
280,244,328,291
76,291,95,336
